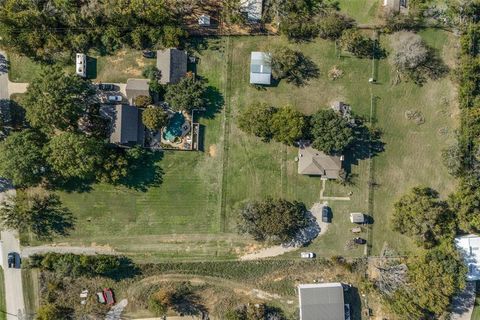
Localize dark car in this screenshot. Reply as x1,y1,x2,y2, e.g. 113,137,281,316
321,206,330,223
142,50,156,58
7,252,15,268
98,83,114,91
353,237,367,245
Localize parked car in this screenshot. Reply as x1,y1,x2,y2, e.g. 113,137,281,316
107,95,122,103
142,50,156,58
98,83,114,91
300,252,315,259
96,288,115,305
353,237,367,245
7,252,15,268
321,205,330,223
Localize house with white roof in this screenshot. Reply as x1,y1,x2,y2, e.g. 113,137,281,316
250,52,271,85
455,234,480,281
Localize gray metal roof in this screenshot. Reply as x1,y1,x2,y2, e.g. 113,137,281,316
241,0,263,21
156,48,188,84
298,283,345,320
250,52,271,85
126,79,149,101
298,145,342,179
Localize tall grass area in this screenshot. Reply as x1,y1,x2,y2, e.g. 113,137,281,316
22,269,40,317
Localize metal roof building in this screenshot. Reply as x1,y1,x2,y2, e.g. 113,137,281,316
156,48,188,85
250,52,271,85
455,234,480,281
298,283,345,320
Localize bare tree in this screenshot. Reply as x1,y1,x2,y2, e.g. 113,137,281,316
391,32,429,71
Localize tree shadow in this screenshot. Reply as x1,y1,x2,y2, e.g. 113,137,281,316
0,53,9,75
86,56,97,79
202,85,224,119
46,176,95,193
284,52,320,87
405,48,449,86
197,124,206,152
184,36,220,54
171,289,207,316
103,256,141,280
0,98,26,131
345,285,363,320
118,150,164,192
32,200,76,241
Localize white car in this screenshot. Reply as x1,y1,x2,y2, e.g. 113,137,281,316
107,95,122,103
300,252,315,259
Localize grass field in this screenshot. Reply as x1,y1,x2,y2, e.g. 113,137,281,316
337,0,382,25
22,269,39,317
0,268,5,320
15,28,458,260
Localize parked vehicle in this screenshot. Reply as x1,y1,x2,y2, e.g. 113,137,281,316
321,206,330,223
353,237,366,245
107,95,122,103
98,83,114,91
300,252,315,259
96,288,115,305
7,252,15,268
142,50,155,58
350,227,362,233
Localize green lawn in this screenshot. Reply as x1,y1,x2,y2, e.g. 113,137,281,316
337,0,382,25
0,268,5,320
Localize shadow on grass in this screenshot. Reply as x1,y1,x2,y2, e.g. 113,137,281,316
197,124,206,152
118,150,164,192
184,36,221,54
86,56,97,79
345,285,363,320
202,85,224,119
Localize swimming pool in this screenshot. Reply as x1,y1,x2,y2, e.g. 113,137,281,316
163,112,186,142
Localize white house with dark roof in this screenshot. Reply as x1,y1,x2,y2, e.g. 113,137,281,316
455,234,480,281
298,283,346,320
156,48,188,85
250,52,271,85
298,143,343,179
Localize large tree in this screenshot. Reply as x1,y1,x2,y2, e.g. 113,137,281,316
270,106,307,145
309,109,354,154
45,132,105,179
271,47,319,86
339,29,384,59
0,193,75,240
238,198,308,243
392,186,455,248
24,66,95,133
142,107,169,130
165,76,206,112
0,129,47,187
237,102,277,142
449,176,480,233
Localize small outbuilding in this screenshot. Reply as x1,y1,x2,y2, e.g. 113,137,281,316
125,79,149,103
298,283,345,320
350,212,365,224
455,234,480,281
250,52,272,85
383,0,407,13
241,0,263,22
198,14,211,26
76,53,87,78
156,48,188,85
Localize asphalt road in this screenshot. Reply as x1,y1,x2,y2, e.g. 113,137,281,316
0,50,26,320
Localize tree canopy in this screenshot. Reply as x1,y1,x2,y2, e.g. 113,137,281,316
271,47,319,86
339,29,385,59
165,76,206,112
23,66,94,133
392,186,455,248
449,176,480,233
238,198,308,243
134,95,153,108
309,109,354,154
142,107,169,130
45,132,105,179
237,103,277,142
270,106,307,145
0,193,74,240
0,129,47,187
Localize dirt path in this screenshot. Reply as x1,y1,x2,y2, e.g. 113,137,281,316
240,202,330,260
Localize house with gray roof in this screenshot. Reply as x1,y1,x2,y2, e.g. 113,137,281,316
126,78,149,103
298,143,343,179
101,104,144,146
156,48,188,85
298,283,345,320
250,52,271,85
241,0,263,21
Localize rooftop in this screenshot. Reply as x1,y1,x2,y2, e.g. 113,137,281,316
125,78,149,102
455,234,480,281
250,52,271,85
298,283,345,320
156,48,188,85
101,104,144,146
298,144,343,179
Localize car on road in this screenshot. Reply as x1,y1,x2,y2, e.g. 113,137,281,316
142,50,156,58
107,95,122,103
98,83,115,91
353,237,367,245
322,205,330,223
300,252,315,259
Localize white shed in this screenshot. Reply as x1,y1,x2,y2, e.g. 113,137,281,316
76,53,87,78
198,14,211,26
250,52,271,85
350,213,365,224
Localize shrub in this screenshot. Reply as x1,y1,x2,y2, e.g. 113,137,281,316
134,95,153,108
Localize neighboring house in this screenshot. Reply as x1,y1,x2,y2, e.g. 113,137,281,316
297,143,343,179
383,0,407,13
198,14,211,26
76,53,87,78
455,234,480,281
241,0,263,22
250,52,272,85
125,79,150,104
298,283,346,320
101,104,145,146
156,48,188,85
